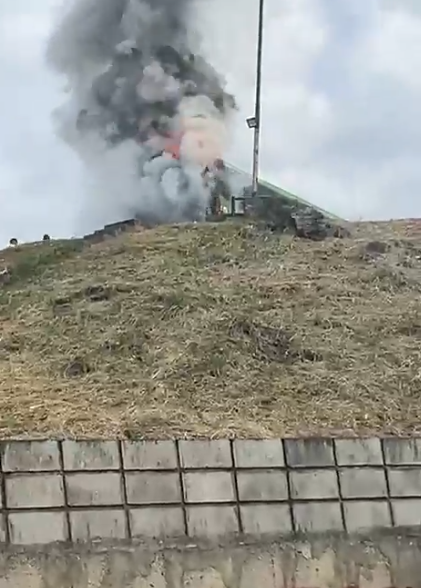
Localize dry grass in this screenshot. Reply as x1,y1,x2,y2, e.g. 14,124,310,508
1,218,421,439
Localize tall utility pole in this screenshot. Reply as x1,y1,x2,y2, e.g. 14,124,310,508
251,0,265,198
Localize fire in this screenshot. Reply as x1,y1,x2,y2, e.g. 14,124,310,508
160,118,226,171
163,133,182,160
179,115,226,168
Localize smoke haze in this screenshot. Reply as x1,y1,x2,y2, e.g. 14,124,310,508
46,0,236,229
3,0,421,247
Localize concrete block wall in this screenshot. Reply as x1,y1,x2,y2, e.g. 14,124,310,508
0,437,421,545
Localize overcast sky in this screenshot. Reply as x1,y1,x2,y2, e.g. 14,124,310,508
0,0,420,244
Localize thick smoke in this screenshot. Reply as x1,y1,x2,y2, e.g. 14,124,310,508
46,0,236,227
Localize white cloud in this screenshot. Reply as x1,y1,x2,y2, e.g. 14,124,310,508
199,0,332,180
197,0,421,220
362,8,421,90
0,0,421,244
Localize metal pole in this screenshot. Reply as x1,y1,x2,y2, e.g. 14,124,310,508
251,0,265,198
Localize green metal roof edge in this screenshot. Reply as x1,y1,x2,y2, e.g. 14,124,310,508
226,162,342,221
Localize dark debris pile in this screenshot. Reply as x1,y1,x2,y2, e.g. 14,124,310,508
245,195,351,241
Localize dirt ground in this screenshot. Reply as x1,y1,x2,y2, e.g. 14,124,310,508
1,218,421,439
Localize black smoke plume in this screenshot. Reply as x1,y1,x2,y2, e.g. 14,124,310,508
46,0,236,226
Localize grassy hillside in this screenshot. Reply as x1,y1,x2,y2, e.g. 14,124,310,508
0,219,421,438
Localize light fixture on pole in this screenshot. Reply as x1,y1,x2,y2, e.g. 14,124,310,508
246,116,257,129
248,0,265,198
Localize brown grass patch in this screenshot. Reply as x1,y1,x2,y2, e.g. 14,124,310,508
0,219,421,438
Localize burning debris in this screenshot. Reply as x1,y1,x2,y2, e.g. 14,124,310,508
46,0,235,226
